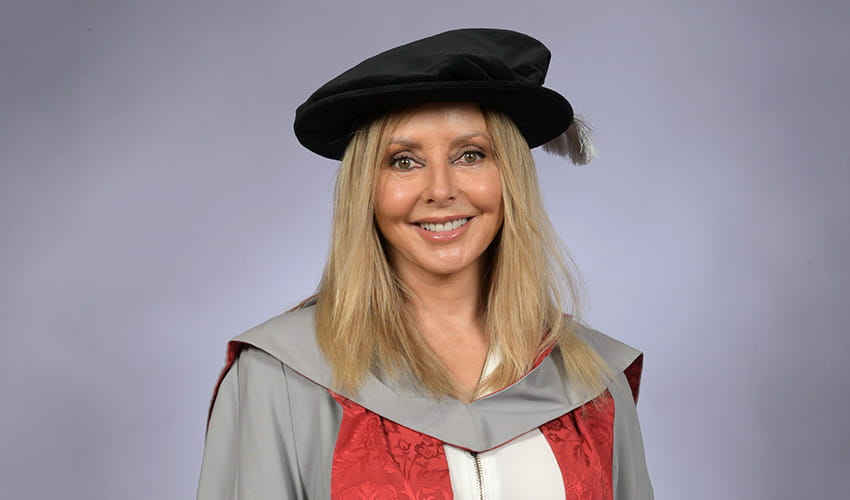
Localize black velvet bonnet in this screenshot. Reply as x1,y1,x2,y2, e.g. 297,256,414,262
294,28,583,162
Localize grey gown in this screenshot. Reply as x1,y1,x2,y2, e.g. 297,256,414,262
197,305,653,499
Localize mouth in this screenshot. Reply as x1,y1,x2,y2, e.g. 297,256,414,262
415,217,470,233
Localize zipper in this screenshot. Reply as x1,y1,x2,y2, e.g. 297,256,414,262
470,451,484,500
469,349,491,500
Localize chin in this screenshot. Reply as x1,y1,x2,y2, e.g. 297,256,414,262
420,258,481,278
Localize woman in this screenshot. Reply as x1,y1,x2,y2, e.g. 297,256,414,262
198,28,652,499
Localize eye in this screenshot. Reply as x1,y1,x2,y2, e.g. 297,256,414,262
389,154,419,170
456,148,486,165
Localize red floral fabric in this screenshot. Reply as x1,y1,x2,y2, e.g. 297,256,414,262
330,392,453,500
330,390,617,500
624,355,644,404
540,392,615,500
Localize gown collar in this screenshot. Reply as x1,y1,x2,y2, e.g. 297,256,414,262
228,305,642,452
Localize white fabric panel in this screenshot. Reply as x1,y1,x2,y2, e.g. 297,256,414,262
445,429,566,500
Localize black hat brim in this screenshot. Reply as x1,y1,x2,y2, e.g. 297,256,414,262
294,81,574,161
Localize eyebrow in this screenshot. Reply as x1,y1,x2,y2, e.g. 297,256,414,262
388,132,491,148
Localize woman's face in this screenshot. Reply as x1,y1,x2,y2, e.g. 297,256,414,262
374,103,504,283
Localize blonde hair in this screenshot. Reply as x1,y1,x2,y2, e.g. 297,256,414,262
312,106,610,399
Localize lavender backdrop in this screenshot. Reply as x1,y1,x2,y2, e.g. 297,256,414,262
2,1,848,499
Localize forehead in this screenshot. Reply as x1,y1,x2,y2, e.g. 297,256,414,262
387,103,489,139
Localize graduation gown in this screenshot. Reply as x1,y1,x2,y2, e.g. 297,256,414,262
197,305,653,499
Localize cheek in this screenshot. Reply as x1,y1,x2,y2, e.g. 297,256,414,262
471,171,504,213
375,177,415,223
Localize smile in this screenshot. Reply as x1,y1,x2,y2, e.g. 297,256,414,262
417,218,469,233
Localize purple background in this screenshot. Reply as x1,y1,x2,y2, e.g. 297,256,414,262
2,1,848,498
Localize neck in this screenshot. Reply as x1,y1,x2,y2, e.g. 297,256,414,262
394,261,486,326
390,257,492,401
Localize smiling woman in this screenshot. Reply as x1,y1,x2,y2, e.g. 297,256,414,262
198,28,653,499
375,104,504,287
373,103,505,396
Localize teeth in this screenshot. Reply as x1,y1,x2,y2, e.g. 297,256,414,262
418,218,469,232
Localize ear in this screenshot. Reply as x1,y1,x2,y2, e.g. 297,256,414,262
541,115,597,165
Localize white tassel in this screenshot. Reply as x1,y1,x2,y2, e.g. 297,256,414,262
541,115,597,165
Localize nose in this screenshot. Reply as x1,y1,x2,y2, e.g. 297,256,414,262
423,162,457,205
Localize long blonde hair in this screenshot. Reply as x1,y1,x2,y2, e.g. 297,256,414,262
312,106,609,399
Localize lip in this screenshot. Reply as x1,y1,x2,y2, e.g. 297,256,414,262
411,214,474,224
410,215,474,242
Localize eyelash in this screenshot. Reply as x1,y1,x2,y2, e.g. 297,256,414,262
389,154,419,170
389,148,486,170
456,148,486,164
